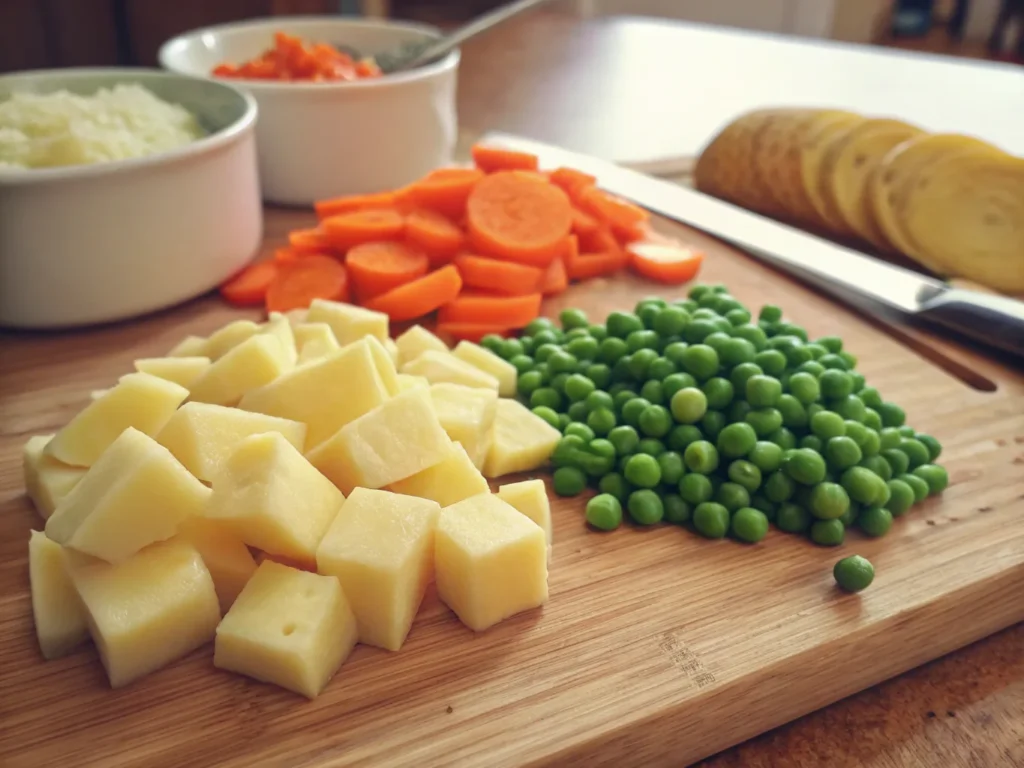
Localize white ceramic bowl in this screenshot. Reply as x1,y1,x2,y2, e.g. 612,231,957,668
0,68,261,329
159,17,459,206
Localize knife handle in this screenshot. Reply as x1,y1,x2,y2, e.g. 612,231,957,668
917,289,1024,360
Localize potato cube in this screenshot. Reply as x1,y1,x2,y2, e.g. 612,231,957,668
497,479,552,547
307,388,451,495
293,322,340,364
316,488,440,651
384,336,400,366
157,401,307,482
430,383,498,470
453,341,517,397
402,350,499,392
484,399,561,478
306,298,388,345
261,312,299,367
45,372,188,467
396,373,429,392
395,325,449,366
365,336,400,396
435,494,547,631
214,561,357,699
168,335,207,357
391,442,489,507
134,356,211,389
46,427,211,563
29,531,89,659
203,319,260,360
23,435,86,520
189,334,295,407
177,517,257,613
208,433,344,562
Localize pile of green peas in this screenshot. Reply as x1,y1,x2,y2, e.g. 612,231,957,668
479,283,949,547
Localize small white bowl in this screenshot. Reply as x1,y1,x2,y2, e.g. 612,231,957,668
159,17,459,206
0,68,261,330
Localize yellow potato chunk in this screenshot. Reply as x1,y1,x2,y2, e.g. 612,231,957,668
396,373,429,392
484,399,561,478
384,337,400,366
45,372,188,467
23,435,86,520
262,312,299,367
316,488,440,651
203,319,260,360
168,335,207,357
306,298,389,346
29,531,89,659
293,322,340,364
65,538,220,688
365,336,400,396
177,517,257,613
497,479,552,548
391,442,489,507
46,427,211,563
208,432,344,562
189,334,295,407
395,324,448,366
134,356,211,388
307,388,451,495
435,494,548,631
430,383,498,470
453,341,517,397
157,401,307,483
402,350,499,392
214,561,358,699
238,337,392,449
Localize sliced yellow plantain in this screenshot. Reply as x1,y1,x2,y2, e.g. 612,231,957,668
751,108,829,225
798,111,864,235
695,109,781,215
897,151,1024,293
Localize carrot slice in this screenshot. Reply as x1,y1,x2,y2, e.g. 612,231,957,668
274,247,301,262
629,240,706,284
265,255,349,312
314,191,396,219
539,254,568,296
578,186,649,232
346,241,429,300
567,250,629,281
220,260,279,306
550,166,597,201
406,170,483,219
453,253,544,296
438,292,542,328
363,265,463,321
471,144,539,173
436,322,515,343
465,172,572,267
322,209,405,252
578,226,620,254
571,207,601,237
405,209,464,266
289,228,332,253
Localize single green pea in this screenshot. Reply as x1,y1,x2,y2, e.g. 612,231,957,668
764,470,795,502
729,507,768,543
818,352,849,371
693,502,730,539
548,350,578,376
717,421,758,458
879,428,902,452
767,427,797,451
646,356,677,382
636,295,668,311
811,519,845,546
551,434,586,466
841,466,885,505
662,372,694,401
800,435,823,453
669,424,704,453
775,322,808,342
530,387,562,411
825,436,863,470
796,360,826,377
701,410,727,441
555,413,571,431
639,380,665,405
508,354,533,374
745,407,784,437
767,334,801,352
636,303,662,330
658,451,686,485
567,401,589,423
748,441,783,472
811,410,846,441
858,428,881,457
782,448,827,485
606,311,644,339
776,502,811,533
610,389,636,412
876,401,906,427
552,466,587,496
819,369,853,400
680,344,720,381
684,440,720,474
688,284,713,300
912,464,949,495
585,389,615,413
752,349,787,377
809,482,850,520
534,342,560,363
621,397,652,427
624,453,662,488
745,375,782,408
663,341,690,368
480,334,505,354
855,385,881,409
897,473,929,503
702,377,734,410
531,406,560,429
898,438,931,470
858,506,893,537
586,407,617,436
839,351,858,369
625,329,659,355
814,335,841,353
652,306,690,337
627,489,664,525
586,324,607,341
662,494,692,525
598,472,631,503
872,475,892,508
599,336,630,365
859,455,892,482
833,555,874,592
776,394,808,430
518,370,544,398
882,448,910,477
564,373,596,403
518,336,535,356
804,343,828,360
670,387,708,424
638,404,672,438
607,425,640,456
524,318,555,336
567,336,600,361
678,472,714,505
719,337,757,368
842,420,868,447
585,493,622,530
759,304,783,323
564,422,596,442
627,348,659,380
885,479,915,516
731,323,768,351
725,307,752,327
730,362,765,393
832,394,867,422
728,460,763,493
849,372,866,393
862,408,883,431
559,307,589,330
915,434,943,461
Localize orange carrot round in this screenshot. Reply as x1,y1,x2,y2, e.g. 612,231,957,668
471,144,539,173
362,265,463,321
579,186,649,232
436,322,515,343
220,260,279,306
322,209,405,252
288,227,333,253
314,191,396,219
437,292,542,328
405,209,464,266
346,241,429,300
453,253,544,296
539,254,568,296
566,250,629,281
265,255,349,313
407,168,484,218
629,241,706,284
550,166,597,201
571,206,601,237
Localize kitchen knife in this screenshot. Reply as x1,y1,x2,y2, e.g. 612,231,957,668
481,132,1024,360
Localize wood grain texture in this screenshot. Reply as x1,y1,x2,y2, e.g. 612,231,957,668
1,207,1023,767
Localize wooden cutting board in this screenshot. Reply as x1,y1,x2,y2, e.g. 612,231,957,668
1,210,1022,768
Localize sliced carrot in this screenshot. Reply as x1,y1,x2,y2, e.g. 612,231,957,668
578,226,620,254
578,186,649,232
274,247,301,262
322,209,405,252
628,240,706,284
346,241,429,300
453,253,544,296
539,253,568,296
314,191,396,219
571,206,601,237
265,255,349,312
289,227,332,253
436,322,515,343
471,144,539,173
363,265,463,321
405,209,464,265
407,168,484,218
438,292,542,328
220,260,279,306
509,170,551,184
566,250,629,281
465,172,572,267
550,166,597,201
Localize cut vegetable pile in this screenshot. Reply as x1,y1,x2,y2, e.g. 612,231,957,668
220,143,705,336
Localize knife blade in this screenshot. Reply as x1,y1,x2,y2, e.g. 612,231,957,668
482,132,1024,360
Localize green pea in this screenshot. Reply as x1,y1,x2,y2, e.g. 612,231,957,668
506,354,531,375
531,406,560,429
896,473,928,503
862,408,883,431
638,405,672,438
551,435,586,468
882,448,910,477
627,489,664,525
563,373,595,403
878,428,902,452
627,349,659,380
776,394,808,430
585,390,615,413
804,343,827,360
564,422,595,441
730,362,765,393
636,303,662,330
838,503,859,528
724,308,752,327
745,407,783,437
624,329,657,354
623,453,662,488
534,342,559,363
728,460,762,493
640,380,665,405
530,387,562,411
607,425,640,457
764,470,795,502
750,494,777,521
518,370,544,398
833,555,874,592
567,336,600,361
832,395,867,422
872,478,892,508
585,493,622,530
662,372,694,401
670,387,708,424
658,451,685,485
825,436,862,470
809,482,850,520
606,311,643,339
669,424,704,453
524,318,554,336
839,351,857,369
702,377,734,410
716,422,757,458
567,401,589,423
752,349,787,377
598,472,630,503
841,420,867,446
480,334,505,354
748,441,783,473
768,427,798,451
559,307,589,330
645,356,677,382
759,304,783,323
841,466,885,505
819,369,853,400
800,435,823,453
663,341,690,367
849,372,865,392
912,464,949,494
859,429,881,458
637,295,668,311
693,502,730,539
811,519,845,546
731,323,768,351
621,397,651,427
549,373,570,395
796,360,826,378
859,455,892,482
684,440,720,474
782,448,827,485
818,352,849,371
599,336,630,365
719,337,757,368
610,389,635,412
886,479,915,516
776,502,811,532
679,344,719,381
876,401,906,427
701,410,727,441
744,374,781,408
812,335,839,353
915,433,942,461
730,507,769,543
552,466,587,496
811,410,846,441
651,306,688,337
586,407,617,436
678,473,713,505
662,494,692,524
728,400,753,423
898,438,931,470
858,506,893,537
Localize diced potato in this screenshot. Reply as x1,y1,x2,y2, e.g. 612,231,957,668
453,341,517,397
497,479,552,548
316,488,440,651
307,388,451,495
391,442,489,507
214,561,357,699
189,334,294,407
45,372,188,467
293,322,340,364
238,337,392,449
306,298,388,346
29,531,89,659
484,399,561,478
157,401,307,483
23,435,86,520
168,335,207,358
396,373,430,393
435,494,547,631
384,337,400,366
261,312,299,367
65,538,220,688
208,432,344,562
46,428,211,564
177,518,257,613
365,336,400,396
203,320,260,360
395,325,449,366
134,356,211,389
430,383,499,470
402,350,500,392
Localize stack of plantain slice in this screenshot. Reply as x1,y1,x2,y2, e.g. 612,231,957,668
694,108,1024,294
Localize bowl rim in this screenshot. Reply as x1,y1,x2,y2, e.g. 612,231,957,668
0,67,257,186
157,15,460,92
